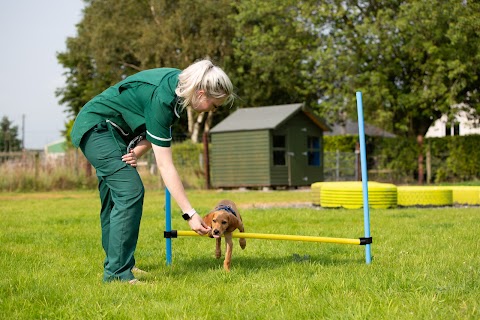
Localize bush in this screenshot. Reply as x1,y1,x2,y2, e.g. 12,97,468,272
443,135,480,181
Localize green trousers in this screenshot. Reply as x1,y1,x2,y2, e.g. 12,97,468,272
80,122,145,282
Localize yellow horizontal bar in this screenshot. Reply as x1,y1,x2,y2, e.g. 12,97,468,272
175,230,361,245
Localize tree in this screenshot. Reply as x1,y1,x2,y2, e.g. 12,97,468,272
307,0,480,138
305,0,480,184
58,0,480,145
230,0,321,108
57,0,236,143
0,116,22,152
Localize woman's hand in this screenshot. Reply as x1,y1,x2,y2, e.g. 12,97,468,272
188,213,211,235
123,139,151,167
122,150,138,167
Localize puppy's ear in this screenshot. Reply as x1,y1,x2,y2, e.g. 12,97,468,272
203,212,214,226
203,212,215,238
226,214,240,232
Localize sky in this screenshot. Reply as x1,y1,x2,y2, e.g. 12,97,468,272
0,1,85,149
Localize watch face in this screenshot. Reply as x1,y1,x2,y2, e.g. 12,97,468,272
182,213,190,220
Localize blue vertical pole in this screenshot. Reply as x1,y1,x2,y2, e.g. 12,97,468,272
165,126,173,266
165,187,172,265
356,91,372,264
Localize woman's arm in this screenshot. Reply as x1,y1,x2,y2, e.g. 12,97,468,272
152,144,211,235
131,139,152,158
122,139,152,167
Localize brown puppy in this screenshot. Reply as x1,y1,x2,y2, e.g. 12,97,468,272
203,200,246,271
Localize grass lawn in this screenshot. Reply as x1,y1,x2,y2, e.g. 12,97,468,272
1,189,479,319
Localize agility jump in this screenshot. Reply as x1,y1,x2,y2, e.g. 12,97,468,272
165,230,372,246
164,92,372,264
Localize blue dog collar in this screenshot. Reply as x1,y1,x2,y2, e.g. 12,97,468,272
216,205,237,217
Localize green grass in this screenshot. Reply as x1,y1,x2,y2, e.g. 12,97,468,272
1,190,479,319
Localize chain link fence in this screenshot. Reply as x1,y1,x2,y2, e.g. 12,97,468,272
323,150,358,181
323,151,417,184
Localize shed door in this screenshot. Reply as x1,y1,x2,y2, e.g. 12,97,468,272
287,127,309,186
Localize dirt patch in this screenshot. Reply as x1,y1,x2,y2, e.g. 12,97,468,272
238,202,312,209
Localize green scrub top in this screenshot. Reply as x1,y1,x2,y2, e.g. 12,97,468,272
71,68,182,148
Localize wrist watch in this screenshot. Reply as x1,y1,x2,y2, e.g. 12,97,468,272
182,209,197,220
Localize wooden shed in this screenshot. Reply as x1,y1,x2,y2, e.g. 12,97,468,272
209,103,331,188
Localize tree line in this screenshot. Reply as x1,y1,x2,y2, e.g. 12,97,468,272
0,116,22,152
57,0,480,144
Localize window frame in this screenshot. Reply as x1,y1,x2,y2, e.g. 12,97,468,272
307,135,321,167
272,135,286,166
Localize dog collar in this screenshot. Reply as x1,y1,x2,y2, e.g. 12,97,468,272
216,205,237,217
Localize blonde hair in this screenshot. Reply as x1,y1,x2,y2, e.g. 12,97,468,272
175,59,235,111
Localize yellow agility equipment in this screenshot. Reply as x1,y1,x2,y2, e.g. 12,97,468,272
171,230,367,245
397,186,453,206
319,181,397,209
435,186,480,206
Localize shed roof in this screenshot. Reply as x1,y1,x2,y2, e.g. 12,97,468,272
324,119,396,137
210,103,330,133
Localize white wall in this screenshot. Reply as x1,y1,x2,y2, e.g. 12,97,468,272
426,108,480,138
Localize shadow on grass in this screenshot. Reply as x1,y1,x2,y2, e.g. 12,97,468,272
147,253,365,276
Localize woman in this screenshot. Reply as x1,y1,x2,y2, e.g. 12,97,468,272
71,59,235,284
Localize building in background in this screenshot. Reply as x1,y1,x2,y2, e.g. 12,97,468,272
44,139,66,163
426,104,480,137
209,103,330,188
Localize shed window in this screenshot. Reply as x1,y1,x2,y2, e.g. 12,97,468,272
273,135,286,166
307,136,320,166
